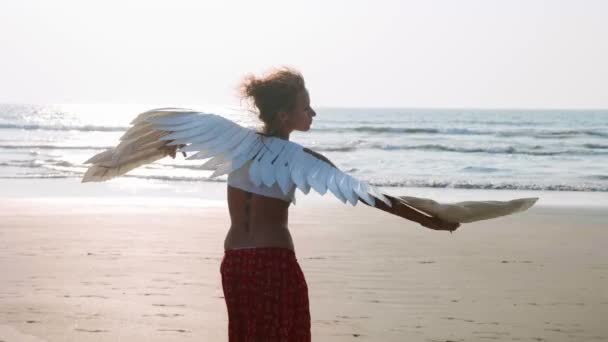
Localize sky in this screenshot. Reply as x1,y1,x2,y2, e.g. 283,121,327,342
0,0,607,108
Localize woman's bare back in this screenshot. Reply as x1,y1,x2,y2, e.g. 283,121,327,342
224,185,295,252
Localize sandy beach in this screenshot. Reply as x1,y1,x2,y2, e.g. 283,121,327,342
0,194,606,342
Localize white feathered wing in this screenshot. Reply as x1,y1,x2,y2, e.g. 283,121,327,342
82,107,540,223
81,108,392,208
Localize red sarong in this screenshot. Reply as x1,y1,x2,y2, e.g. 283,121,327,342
220,247,311,342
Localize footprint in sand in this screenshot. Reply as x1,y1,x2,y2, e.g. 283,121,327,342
152,304,186,307
143,313,184,318
336,315,370,319
157,329,189,333
75,328,108,333
139,293,170,296
78,295,108,299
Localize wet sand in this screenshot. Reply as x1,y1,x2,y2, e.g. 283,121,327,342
0,197,606,341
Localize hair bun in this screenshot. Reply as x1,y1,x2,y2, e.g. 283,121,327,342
238,67,306,135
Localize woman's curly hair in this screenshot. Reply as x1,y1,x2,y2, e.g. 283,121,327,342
240,66,306,136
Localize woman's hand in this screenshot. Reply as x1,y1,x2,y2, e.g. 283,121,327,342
359,194,461,233
419,215,461,232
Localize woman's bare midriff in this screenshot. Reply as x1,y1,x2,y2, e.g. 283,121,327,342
224,185,294,252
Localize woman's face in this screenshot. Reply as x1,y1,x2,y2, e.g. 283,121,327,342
282,89,316,133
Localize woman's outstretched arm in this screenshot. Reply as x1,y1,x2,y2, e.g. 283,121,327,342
359,193,460,232
303,148,460,232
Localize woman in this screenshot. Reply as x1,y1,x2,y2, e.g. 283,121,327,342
81,66,461,341
220,67,460,341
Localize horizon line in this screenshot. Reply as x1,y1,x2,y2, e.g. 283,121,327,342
1,101,607,112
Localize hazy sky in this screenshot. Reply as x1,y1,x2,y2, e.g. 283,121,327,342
1,0,607,108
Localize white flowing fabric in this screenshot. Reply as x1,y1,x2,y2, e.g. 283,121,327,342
81,108,539,223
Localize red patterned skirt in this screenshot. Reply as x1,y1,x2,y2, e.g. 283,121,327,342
220,247,311,342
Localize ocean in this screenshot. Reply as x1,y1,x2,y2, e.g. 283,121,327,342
1,103,607,204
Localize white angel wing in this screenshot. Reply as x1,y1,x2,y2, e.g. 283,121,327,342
397,196,539,223
81,107,392,208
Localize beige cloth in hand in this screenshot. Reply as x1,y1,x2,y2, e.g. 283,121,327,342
397,196,539,223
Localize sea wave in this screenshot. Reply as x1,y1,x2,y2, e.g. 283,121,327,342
0,159,89,170
3,120,608,140
314,126,608,138
0,175,75,179
0,123,128,132
2,141,607,156
460,166,504,173
2,155,606,192
0,173,226,183
0,144,112,150
367,179,608,192
314,143,608,156
583,143,608,149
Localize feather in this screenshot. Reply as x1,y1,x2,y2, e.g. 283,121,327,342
275,143,298,195
220,137,263,173
368,184,392,207
214,131,257,161
157,115,217,141
82,148,167,182
165,119,227,146
353,179,375,206
83,149,114,165
200,153,227,170
113,130,171,163
209,160,236,178
260,139,287,187
326,168,348,204
305,158,324,193
196,124,250,157
145,111,199,126
129,107,189,125
338,173,356,205
313,163,331,195
120,122,155,141
289,149,308,192
177,117,231,149
248,144,269,187
153,113,215,131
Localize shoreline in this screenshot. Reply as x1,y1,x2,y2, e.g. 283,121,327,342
2,177,608,209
